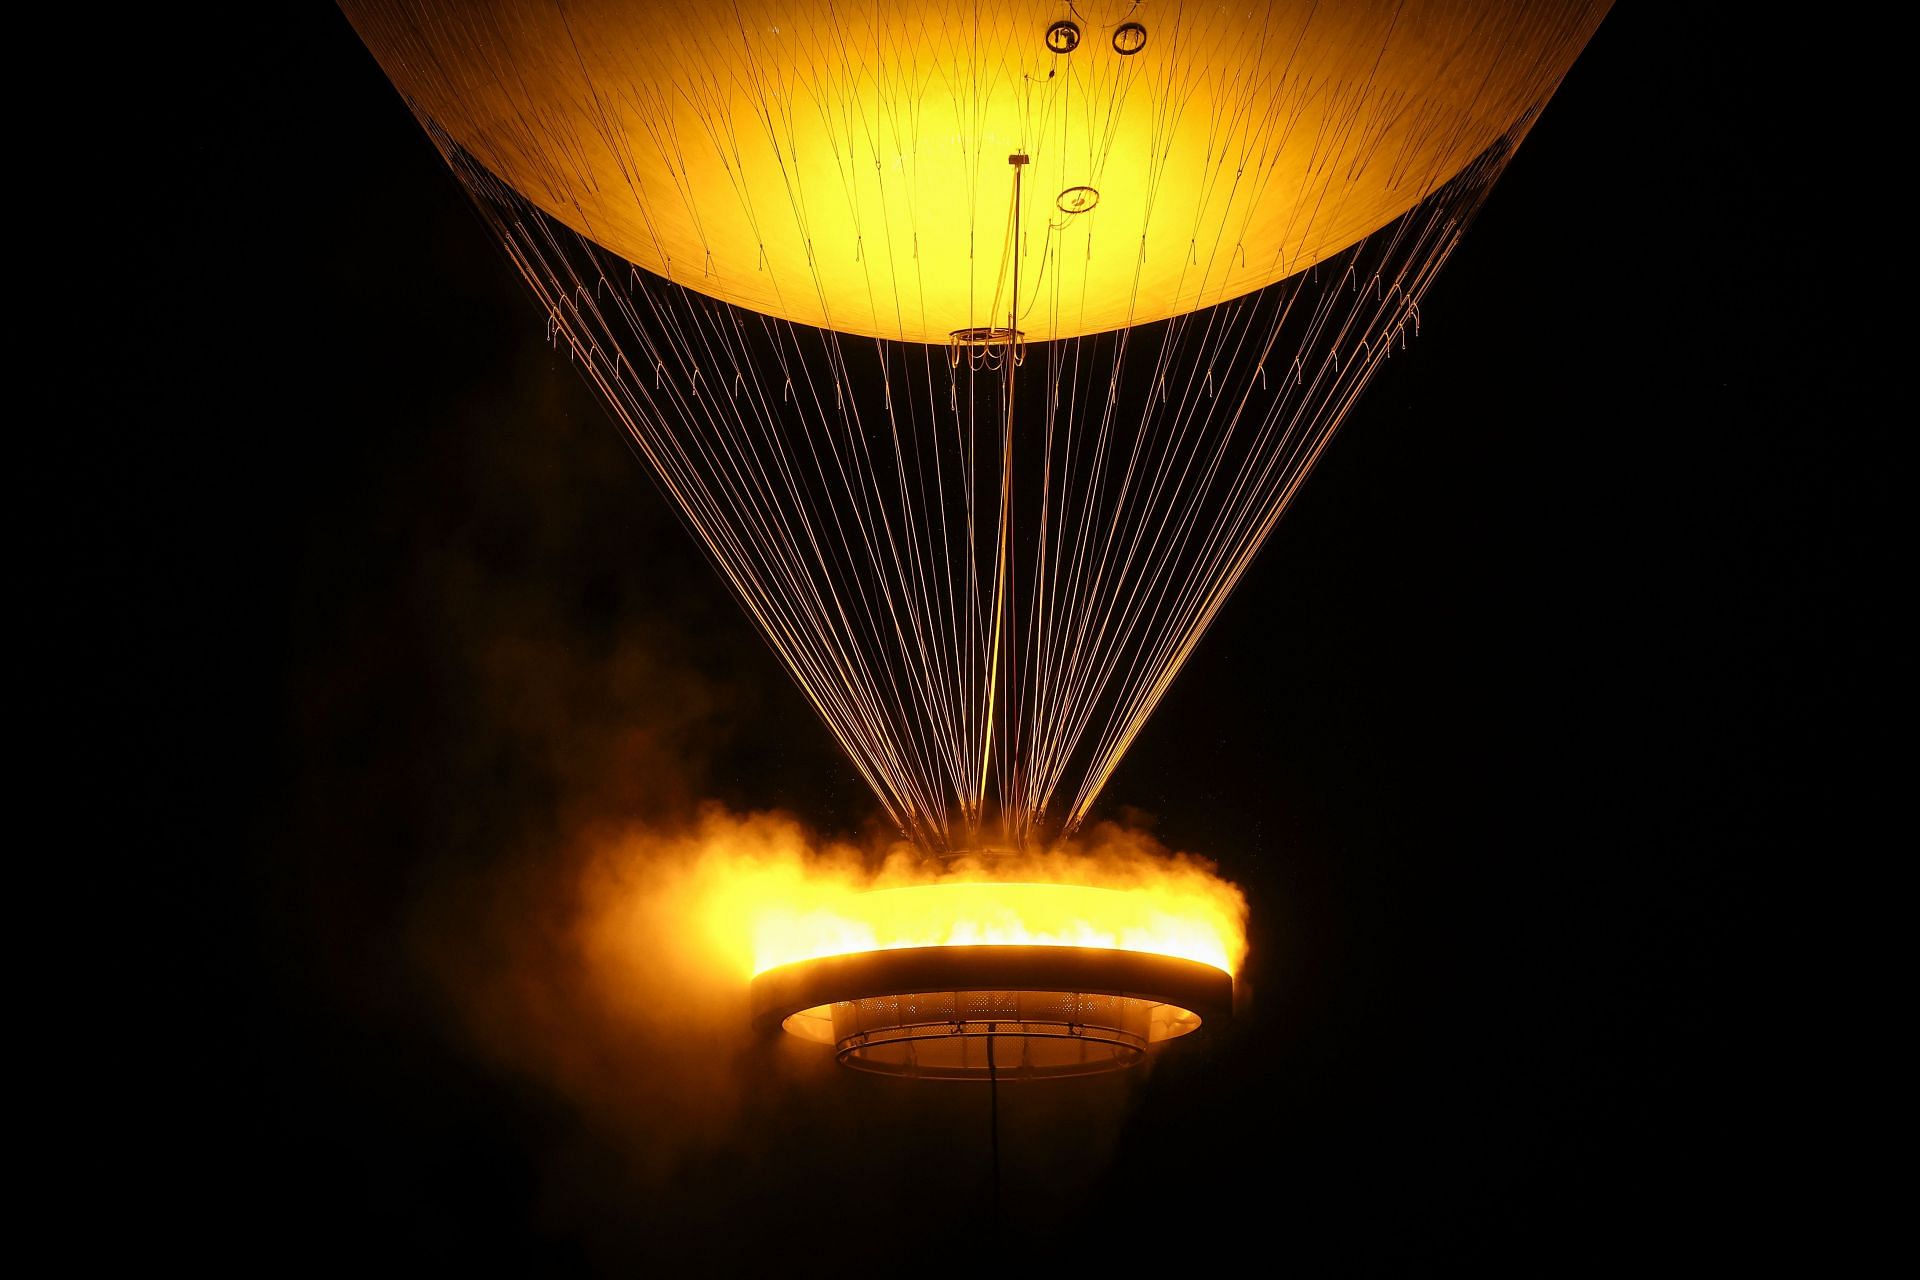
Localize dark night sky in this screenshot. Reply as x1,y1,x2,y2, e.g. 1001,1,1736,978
71,6,1865,1271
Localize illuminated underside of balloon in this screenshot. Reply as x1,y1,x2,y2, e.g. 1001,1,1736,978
344,0,1608,1078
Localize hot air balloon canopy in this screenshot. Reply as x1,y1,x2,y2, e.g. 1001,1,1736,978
343,0,1604,342
342,0,1607,1080
342,0,1608,857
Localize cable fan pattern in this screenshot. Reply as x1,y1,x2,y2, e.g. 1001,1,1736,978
341,1,1608,852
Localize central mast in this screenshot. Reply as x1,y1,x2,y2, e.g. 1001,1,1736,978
976,151,1027,846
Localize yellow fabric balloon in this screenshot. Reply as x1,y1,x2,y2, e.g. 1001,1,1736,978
343,0,1607,343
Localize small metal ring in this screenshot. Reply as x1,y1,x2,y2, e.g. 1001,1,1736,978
1112,21,1147,55
1045,19,1081,54
1057,185,1101,215
948,326,1022,347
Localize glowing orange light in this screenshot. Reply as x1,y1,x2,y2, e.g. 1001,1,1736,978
580,809,1245,1068
569,812,1243,1077
749,879,1243,978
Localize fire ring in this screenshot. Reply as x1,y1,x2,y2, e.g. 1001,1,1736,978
751,944,1233,1080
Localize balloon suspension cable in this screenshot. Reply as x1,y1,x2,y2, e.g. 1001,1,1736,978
374,1,1594,857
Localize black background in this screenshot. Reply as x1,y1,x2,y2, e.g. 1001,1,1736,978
72,5,1861,1271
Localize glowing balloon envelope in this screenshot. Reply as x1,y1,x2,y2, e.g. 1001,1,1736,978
343,1,1606,340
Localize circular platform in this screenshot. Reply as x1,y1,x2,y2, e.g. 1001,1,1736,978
751,944,1233,1080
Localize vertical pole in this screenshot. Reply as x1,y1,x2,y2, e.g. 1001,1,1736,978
987,1022,1001,1225
978,153,1027,842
